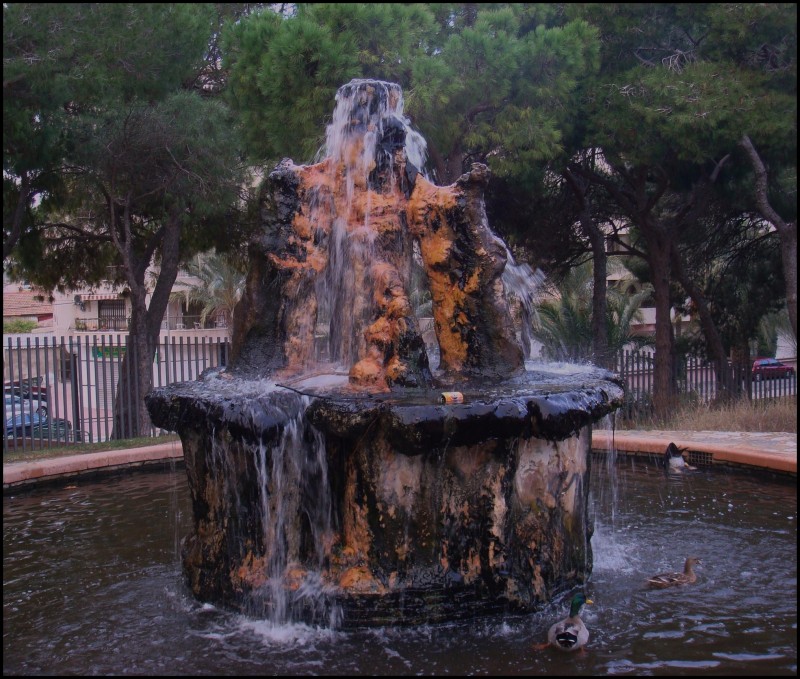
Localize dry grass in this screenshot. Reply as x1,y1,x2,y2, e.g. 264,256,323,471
623,395,797,433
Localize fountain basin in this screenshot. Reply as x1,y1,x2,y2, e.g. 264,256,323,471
146,366,623,626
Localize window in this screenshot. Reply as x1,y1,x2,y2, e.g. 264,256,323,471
98,300,127,330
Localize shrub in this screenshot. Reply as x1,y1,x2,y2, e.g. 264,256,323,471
3,319,39,334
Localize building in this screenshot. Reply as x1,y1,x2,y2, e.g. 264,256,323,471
4,269,229,340
2,284,55,332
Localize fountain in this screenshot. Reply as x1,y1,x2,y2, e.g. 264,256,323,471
145,79,624,627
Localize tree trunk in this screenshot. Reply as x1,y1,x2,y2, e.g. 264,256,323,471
588,222,609,368
777,225,798,339
669,247,740,399
3,171,30,261
645,231,676,417
112,288,151,439
111,215,181,439
740,135,798,340
427,142,465,185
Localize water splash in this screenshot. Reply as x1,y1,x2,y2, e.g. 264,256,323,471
590,414,620,531
316,79,428,178
501,247,545,359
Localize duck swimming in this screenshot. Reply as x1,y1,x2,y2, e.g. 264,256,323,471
665,442,697,472
647,556,702,588
545,592,593,652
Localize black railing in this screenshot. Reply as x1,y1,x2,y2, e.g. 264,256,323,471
74,317,130,331
3,334,229,453
613,350,797,422
3,336,795,453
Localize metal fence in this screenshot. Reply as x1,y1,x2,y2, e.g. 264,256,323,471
3,335,229,454
613,349,797,422
3,336,796,453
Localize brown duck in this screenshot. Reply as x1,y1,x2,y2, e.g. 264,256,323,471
647,557,702,589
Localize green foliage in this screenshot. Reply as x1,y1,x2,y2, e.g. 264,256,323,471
224,4,439,163
3,4,218,257
3,319,39,334
410,7,600,180
4,3,247,291
224,3,600,180
532,261,652,362
169,250,246,336
4,3,249,437
574,3,796,174
706,236,785,356
13,91,246,292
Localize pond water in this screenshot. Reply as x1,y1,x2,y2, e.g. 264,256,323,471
3,453,796,676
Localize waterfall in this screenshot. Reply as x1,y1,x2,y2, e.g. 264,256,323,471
251,394,341,627
313,80,428,369
501,247,545,360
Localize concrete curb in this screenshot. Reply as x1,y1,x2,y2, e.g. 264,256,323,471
592,429,796,475
3,441,183,489
4,429,796,489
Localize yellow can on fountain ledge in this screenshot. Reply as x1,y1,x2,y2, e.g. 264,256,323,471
439,391,464,404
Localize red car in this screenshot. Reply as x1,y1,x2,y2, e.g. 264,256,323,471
751,358,795,381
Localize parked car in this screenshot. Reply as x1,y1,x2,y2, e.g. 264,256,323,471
4,379,48,418
4,393,46,437
4,393,71,440
751,358,795,381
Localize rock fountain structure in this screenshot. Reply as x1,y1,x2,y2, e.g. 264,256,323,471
146,79,624,628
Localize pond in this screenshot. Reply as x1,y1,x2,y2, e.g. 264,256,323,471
3,454,796,676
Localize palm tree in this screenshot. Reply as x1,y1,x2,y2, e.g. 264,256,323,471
532,260,652,363
758,308,797,358
170,250,245,339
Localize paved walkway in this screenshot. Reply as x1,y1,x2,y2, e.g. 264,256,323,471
3,430,796,490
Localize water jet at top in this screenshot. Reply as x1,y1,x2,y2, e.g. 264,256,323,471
146,79,624,627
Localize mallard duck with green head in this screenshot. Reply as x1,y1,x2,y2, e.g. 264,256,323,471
544,592,593,652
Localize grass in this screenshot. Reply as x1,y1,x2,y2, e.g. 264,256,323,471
619,395,797,433
3,434,180,464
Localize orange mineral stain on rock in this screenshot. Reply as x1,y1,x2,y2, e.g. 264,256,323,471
339,565,386,594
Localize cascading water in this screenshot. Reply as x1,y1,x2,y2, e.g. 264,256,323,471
314,80,429,370
146,78,625,628
502,252,545,360
251,397,340,627
591,414,620,530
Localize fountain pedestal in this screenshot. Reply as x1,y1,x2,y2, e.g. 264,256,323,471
147,369,622,626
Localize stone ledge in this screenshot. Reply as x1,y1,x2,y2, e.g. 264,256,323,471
3,441,183,489
592,430,796,475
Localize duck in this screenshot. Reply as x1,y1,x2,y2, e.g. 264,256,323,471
647,556,702,589
544,592,593,652
665,442,696,472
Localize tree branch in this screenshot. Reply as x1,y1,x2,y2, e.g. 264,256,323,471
739,135,789,232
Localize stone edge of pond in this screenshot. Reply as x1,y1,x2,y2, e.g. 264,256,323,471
592,429,797,476
4,430,796,490
3,441,184,491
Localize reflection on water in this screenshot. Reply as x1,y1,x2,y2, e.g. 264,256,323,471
3,455,797,676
